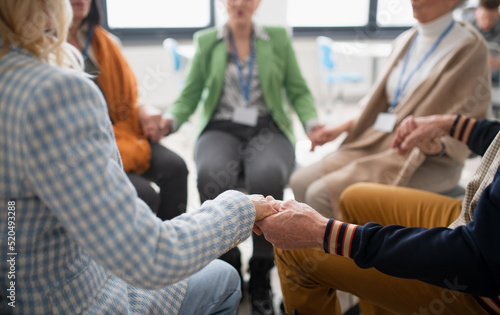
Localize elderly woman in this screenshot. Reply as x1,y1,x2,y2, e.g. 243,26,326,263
160,0,320,313
0,0,276,314
67,0,188,221
291,0,491,219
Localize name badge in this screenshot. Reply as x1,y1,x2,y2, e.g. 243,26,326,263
232,107,258,127
373,112,398,133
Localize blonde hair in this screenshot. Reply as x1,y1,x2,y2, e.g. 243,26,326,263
0,0,82,69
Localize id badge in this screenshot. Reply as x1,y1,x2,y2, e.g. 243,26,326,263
373,112,398,133
232,107,258,127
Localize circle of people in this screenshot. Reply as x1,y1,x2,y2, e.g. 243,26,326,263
2,0,500,314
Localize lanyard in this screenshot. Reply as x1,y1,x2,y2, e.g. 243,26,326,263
229,31,255,105
389,21,455,112
82,26,94,60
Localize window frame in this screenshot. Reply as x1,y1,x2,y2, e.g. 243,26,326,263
291,0,411,39
100,0,216,43
101,0,412,43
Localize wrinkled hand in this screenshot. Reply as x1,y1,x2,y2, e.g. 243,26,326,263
138,105,162,143
247,195,280,235
392,115,454,156
255,198,330,250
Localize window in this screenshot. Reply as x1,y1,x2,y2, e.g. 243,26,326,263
287,0,369,27
376,0,415,27
286,0,412,39
103,0,417,41
102,0,214,41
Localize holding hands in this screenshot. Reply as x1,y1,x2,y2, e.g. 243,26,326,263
137,105,163,143
307,119,355,152
392,114,457,156
248,195,329,250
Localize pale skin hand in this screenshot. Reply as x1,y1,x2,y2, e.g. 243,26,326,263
255,198,330,250
247,195,279,235
137,105,162,143
391,114,457,156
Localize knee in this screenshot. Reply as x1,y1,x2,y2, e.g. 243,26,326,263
135,182,160,213
339,182,378,219
171,155,189,178
212,259,242,293
289,169,306,194
302,179,333,218
197,165,236,200
246,165,288,195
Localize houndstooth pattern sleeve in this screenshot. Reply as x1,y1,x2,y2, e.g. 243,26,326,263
20,68,256,290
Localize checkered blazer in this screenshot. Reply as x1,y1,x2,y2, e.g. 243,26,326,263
0,47,255,314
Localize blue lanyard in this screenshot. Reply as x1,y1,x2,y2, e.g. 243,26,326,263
82,26,94,60
229,31,255,105
389,21,455,112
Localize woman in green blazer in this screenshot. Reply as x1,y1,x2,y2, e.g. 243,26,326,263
160,1,320,313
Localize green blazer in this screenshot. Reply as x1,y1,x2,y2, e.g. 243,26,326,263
169,25,318,146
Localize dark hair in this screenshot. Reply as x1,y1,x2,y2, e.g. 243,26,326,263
82,0,102,28
479,0,500,10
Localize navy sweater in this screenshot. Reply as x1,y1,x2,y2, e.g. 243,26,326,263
324,117,500,312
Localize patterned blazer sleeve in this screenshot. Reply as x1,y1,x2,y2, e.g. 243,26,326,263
21,70,256,290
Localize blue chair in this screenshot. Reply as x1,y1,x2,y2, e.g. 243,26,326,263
162,38,185,88
316,36,364,113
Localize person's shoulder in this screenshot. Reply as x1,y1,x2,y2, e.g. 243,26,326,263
23,62,103,113
393,27,417,46
262,26,288,36
1,49,88,97
193,27,218,43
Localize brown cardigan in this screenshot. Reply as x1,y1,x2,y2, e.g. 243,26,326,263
323,22,491,201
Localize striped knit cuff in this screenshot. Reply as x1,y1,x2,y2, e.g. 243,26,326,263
475,295,500,314
450,115,477,144
323,219,335,253
323,219,361,258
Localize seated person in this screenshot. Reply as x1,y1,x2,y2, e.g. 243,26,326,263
158,0,321,312
67,0,188,220
290,0,491,219
0,1,276,313
462,0,500,83
258,113,500,315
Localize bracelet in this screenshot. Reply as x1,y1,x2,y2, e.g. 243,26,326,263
425,141,446,157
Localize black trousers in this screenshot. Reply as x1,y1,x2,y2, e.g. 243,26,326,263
195,117,295,265
127,143,188,221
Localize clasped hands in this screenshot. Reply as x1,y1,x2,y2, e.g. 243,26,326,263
137,105,173,143
247,195,330,250
391,114,456,156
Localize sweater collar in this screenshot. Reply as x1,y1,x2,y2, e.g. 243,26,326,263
417,12,454,39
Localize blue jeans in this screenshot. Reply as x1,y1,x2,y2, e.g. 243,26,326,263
178,259,242,315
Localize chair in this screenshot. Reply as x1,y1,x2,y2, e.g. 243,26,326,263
316,36,364,115
162,38,186,88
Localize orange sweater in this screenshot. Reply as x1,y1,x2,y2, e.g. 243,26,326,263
92,26,151,174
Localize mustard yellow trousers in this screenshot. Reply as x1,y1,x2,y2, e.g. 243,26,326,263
275,183,487,315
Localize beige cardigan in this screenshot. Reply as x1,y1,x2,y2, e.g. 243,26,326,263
323,22,491,200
